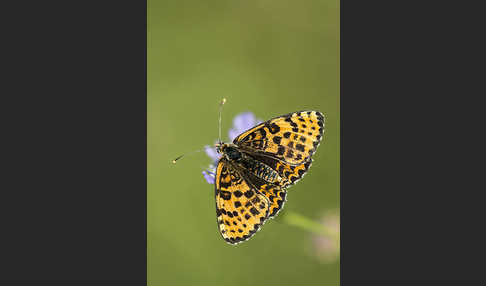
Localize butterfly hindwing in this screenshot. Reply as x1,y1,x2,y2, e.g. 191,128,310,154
231,161,289,220
233,111,324,166
215,158,270,244
239,156,313,219
274,159,313,188
259,184,287,218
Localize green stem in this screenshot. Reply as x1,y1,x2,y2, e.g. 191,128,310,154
282,211,339,239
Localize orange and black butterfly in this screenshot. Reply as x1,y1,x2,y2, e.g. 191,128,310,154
213,110,325,244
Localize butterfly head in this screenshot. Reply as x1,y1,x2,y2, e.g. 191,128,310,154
215,143,242,161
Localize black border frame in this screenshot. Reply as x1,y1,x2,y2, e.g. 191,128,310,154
3,1,147,284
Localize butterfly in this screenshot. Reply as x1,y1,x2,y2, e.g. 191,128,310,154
214,110,325,244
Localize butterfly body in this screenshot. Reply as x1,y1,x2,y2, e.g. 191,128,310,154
217,143,281,183
214,110,325,244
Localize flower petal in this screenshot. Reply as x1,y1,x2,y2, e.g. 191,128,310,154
228,128,240,142
202,170,215,184
204,145,221,162
228,112,263,141
233,112,257,133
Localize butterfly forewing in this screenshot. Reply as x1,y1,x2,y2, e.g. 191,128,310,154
233,111,324,166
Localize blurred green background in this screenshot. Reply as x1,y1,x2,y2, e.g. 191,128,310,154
148,0,339,285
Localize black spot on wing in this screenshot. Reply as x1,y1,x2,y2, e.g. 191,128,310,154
295,144,305,152
250,207,260,215
244,190,254,198
220,190,232,200
268,123,280,134
286,149,294,158
220,180,232,188
260,128,267,138
272,136,282,144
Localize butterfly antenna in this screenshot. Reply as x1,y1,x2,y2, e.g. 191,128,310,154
171,149,204,164
218,98,226,144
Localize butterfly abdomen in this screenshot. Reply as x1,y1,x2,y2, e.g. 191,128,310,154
240,154,279,183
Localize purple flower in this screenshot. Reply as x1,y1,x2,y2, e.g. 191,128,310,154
228,112,262,141
202,111,262,184
202,170,216,184
204,145,221,164
201,145,220,184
